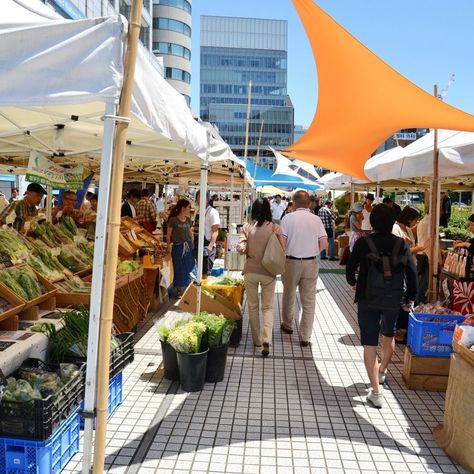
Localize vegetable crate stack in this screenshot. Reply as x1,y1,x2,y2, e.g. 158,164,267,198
403,302,474,391
0,359,85,474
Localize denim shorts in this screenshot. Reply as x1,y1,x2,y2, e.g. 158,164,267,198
357,299,399,346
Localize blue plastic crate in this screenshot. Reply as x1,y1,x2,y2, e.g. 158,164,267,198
80,371,123,429
0,407,79,474
408,312,467,357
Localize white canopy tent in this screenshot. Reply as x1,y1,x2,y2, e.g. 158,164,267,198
317,171,369,190
365,130,474,181
0,1,244,472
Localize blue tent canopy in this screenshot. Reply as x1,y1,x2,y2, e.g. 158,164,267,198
245,161,320,191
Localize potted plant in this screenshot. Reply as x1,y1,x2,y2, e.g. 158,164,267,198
168,320,208,392
193,312,236,383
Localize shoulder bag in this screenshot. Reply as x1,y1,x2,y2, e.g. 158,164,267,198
262,224,286,276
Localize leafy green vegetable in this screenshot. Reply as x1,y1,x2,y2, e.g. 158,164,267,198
168,321,206,353
212,276,244,287
192,312,237,347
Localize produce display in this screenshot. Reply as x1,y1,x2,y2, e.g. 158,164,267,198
117,259,140,275
212,276,244,287
30,220,75,246
39,308,120,362
414,303,462,315
55,276,91,294
0,297,13,313
0,228,29,262
27,245,71,282
0,265,47,301
58,244,93,273
0,363,80,417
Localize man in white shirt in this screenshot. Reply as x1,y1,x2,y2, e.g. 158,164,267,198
280,190,328,346
271,194,286,224
196,190,221,276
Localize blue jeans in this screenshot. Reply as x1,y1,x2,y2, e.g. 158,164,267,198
320,228,335,259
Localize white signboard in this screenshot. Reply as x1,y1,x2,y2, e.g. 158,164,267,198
393,132,417,141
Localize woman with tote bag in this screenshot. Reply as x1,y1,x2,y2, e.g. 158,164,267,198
237,198,285,358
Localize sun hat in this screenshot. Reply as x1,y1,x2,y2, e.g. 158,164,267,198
351,202,364,212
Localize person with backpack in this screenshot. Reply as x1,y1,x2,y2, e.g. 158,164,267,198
346,204,417,409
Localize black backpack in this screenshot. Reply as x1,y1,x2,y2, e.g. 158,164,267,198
364,235,408,310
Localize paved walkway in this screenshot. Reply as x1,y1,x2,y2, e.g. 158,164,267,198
64,260,466,473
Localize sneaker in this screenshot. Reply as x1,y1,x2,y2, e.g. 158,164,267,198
280,323,293,335
320,256,328,260
379,370,387,385
329,257,338,261
367,390,384,409
300,340,311,347
262,343,270,358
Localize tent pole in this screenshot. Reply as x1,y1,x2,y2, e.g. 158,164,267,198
92,1,143,472
350,182,355,205
226,170,234,273
81,100,117,474
376,183,381,203
196,131,210,314
428,84,440,302
471,189,474,213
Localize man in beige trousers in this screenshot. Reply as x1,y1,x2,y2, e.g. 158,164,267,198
280,191,328,346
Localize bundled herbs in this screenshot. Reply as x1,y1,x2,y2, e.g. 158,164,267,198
0,265,46,301
167,320,206,353
43,308,120,362
192,312,236,347
55,276,91,294
157,315,191,343
30,221,74,247
59,216,78,238
58,244,93,273
0,228,28,261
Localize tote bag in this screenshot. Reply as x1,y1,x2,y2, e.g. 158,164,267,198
262,230,286,276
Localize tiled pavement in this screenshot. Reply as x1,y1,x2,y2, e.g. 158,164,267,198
64,260,467,473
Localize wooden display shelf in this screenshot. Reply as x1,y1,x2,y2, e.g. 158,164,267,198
402,346,451,392
0,283,25,331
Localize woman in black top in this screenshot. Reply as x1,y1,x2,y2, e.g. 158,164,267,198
346,204,417,409
166,199,196,297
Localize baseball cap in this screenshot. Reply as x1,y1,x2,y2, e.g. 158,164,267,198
27,183,47,195
351,202,364,212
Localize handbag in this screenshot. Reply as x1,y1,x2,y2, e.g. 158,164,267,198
339,246,350,266
262,226,286,276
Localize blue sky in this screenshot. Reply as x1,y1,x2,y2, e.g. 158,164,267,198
190,0,474,128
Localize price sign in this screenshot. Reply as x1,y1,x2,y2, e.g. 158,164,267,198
0,251,13,269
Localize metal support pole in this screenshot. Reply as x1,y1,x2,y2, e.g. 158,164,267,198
350,182,355,205
376,183,381,204
196,131,210,313
81,100,117,474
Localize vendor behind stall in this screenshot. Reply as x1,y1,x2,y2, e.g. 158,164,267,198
0,183,47,232
52,190,81,224
453,213,474,252
82,193,98,240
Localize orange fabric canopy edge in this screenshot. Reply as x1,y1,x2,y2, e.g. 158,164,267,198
285,0,474,180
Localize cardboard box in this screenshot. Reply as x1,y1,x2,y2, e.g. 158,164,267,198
402,346,450,392
178,283,241,321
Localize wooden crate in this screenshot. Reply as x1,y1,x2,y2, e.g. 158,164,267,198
402,346,451,392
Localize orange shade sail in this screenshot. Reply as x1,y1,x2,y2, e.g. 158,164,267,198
285,0,474,179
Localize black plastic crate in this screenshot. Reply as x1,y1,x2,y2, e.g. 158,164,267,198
63,332,134,378
0,359,85,441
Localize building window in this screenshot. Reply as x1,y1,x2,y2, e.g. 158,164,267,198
165,67,191,84
153,42,191,60
182,94,191,106
153,18,191,37
155,0,191,14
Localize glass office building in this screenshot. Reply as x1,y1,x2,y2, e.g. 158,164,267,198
200,16,294,168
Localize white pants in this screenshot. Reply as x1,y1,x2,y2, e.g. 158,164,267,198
244,272,276,346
